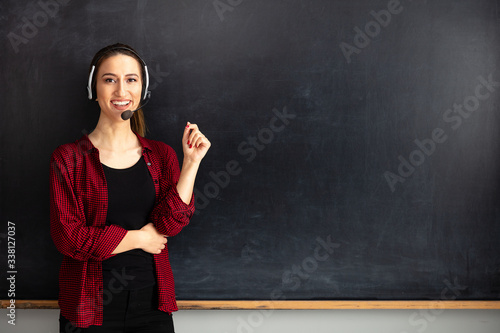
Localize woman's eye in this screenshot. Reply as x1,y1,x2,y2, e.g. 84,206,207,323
128,78,137,83
104,78,115,83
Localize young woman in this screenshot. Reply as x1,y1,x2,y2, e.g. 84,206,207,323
50,43,210,332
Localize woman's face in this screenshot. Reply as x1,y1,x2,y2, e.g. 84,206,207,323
95,54,143,120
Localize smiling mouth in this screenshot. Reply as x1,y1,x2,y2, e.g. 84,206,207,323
112,100,131,106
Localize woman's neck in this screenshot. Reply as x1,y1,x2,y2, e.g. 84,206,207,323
88,117,139,152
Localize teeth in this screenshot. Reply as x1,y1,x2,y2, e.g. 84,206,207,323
112,101,130,106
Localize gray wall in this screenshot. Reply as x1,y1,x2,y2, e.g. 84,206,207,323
1,309,500,333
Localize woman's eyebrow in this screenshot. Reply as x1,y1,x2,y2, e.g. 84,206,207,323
101,73,139,77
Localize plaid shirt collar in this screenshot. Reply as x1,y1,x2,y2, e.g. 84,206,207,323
79,131,153,154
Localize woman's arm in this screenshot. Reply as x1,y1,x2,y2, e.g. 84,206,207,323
148,122,210,237
111,223,167,255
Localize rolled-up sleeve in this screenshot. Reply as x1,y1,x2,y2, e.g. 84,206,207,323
149,144,195,237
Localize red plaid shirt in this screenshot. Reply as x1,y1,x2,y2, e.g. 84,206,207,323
50,133,194,328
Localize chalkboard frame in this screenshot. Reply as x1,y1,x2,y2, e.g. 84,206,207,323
1,300,500,310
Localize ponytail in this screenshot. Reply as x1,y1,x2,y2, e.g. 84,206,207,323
131,109,147,137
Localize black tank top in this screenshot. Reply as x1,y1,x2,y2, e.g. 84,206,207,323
101,156,156,290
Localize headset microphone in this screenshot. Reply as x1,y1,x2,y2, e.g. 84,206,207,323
121,91,151,120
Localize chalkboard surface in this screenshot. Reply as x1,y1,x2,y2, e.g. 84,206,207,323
1,0,499,302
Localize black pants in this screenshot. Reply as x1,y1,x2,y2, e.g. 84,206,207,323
59,285,175,333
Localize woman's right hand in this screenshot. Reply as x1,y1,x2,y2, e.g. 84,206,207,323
139,222,168,254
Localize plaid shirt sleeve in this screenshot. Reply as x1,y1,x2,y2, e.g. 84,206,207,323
147,141,195,236
50,144,128,262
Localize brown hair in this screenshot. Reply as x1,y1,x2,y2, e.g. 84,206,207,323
89,43,148,137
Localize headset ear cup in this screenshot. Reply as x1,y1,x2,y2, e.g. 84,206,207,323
87,66,96,100
143,65,150,100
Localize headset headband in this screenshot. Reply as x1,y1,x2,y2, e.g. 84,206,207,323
87,46,150,101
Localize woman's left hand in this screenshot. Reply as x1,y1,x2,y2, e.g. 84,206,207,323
182,122,211,163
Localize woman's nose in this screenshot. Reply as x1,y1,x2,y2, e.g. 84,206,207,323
116,80,126,96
